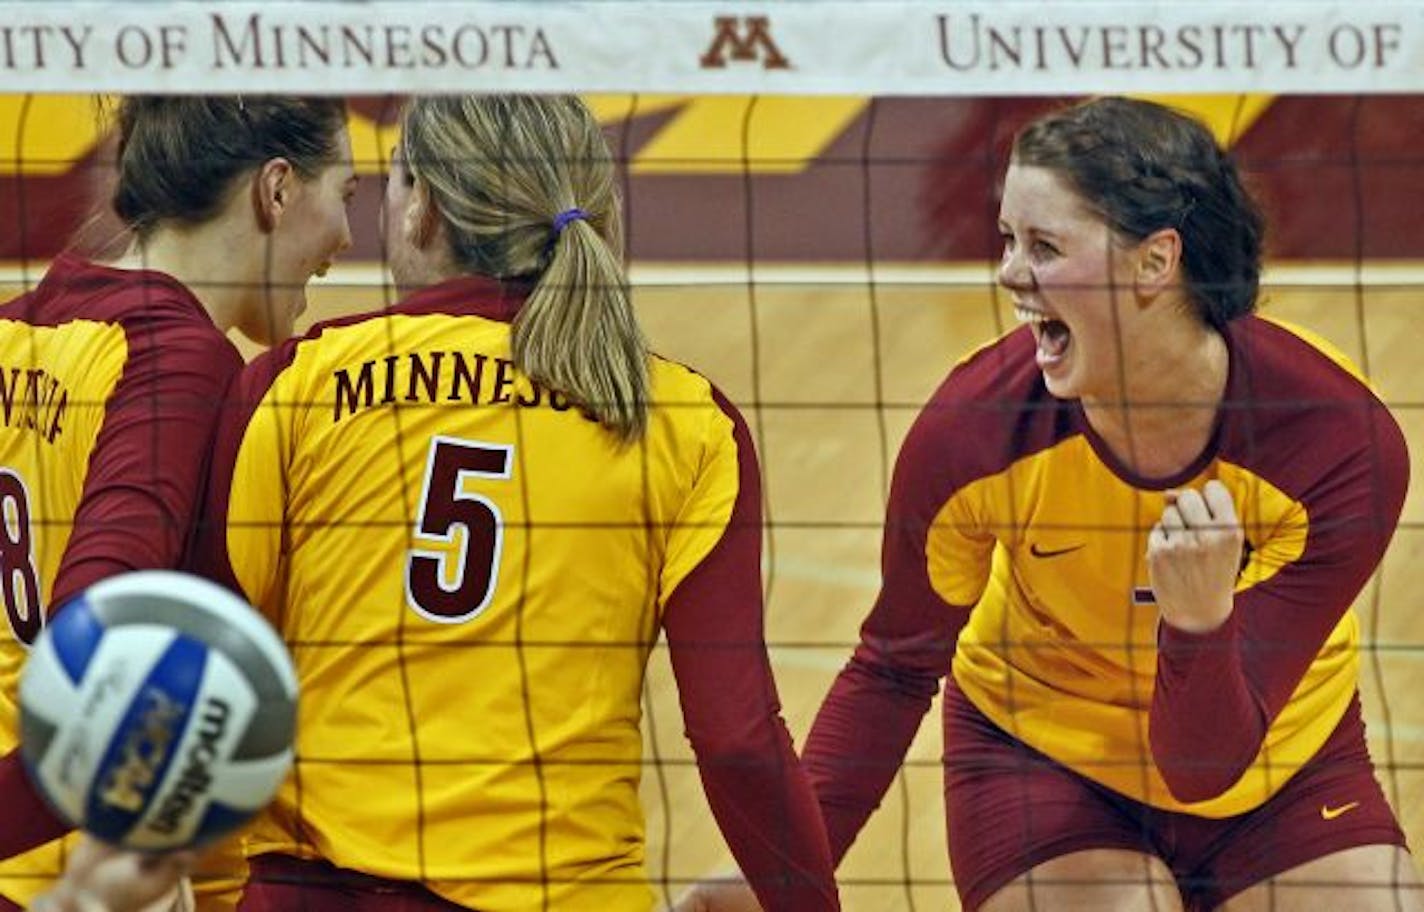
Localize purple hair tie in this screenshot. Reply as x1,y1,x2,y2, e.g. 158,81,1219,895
551,207,588,237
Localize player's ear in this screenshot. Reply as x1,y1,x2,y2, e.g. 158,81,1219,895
253,158,296,233
405,178,442,250
1135,227,1181,298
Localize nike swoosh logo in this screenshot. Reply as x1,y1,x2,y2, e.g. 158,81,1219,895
1321,801,1361,821
1029,543,1085,558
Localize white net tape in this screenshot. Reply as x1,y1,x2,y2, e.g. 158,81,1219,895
2,1,1422,96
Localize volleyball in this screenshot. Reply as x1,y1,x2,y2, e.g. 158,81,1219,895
17,571,297,850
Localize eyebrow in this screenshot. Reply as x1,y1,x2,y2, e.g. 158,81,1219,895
998,220,1063,241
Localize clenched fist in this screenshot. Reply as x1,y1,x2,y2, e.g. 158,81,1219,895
1147,479,1244,634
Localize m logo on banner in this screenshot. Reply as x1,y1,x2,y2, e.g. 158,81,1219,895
700,16,791,70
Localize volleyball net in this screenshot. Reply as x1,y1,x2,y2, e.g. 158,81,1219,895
2,2,1423,908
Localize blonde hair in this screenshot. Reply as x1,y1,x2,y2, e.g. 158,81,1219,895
401,95,648,442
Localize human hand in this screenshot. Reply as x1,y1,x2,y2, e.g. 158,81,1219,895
671,877,762,912
1147,480,1243,634
32,836,195,912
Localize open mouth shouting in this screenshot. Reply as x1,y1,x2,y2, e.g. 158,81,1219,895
1016,304,1071,369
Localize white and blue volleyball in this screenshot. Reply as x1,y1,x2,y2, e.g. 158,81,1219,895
18,570,297,850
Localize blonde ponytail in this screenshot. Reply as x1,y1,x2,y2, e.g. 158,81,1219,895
402,95,649,442
513,214,648,441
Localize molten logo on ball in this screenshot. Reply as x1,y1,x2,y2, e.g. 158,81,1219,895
148,695,230,835
98,686,185,813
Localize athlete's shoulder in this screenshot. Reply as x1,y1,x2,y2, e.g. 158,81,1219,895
1231,315,1374,392
902,326,1073,488
648,352,720,404
1,257,234,381
271,277,527,376
1222,315,1406,489
646,352,746,441
10,255,213,328
941,325,1041,400
241,301,399,396
1228,315,1397,429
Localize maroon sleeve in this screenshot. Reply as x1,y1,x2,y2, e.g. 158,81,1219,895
1,305,241,860
662,388,838,911
50,308,243,608
0,750,69,857
1151,612,1259,801
1151,391,1409,802
183,341,296,595
801,410,970,863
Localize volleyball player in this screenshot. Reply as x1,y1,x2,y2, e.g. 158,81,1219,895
0,96,354,909
686,96,1419,911
189,94,839,911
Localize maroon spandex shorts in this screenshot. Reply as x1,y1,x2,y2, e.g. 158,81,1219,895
943,677,1406,911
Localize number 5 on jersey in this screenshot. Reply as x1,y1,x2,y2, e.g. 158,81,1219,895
405,436,513,624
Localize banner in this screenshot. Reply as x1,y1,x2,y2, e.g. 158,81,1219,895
1,1,1422,95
